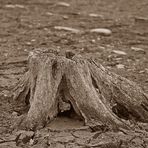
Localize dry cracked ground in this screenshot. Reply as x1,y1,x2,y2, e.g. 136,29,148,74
0,0,148,147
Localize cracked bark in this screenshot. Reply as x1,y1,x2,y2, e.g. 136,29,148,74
12,48,148,130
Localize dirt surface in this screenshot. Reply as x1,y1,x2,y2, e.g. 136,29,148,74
0,0,148,147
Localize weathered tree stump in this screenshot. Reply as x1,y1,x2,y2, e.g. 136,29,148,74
12,48,148,130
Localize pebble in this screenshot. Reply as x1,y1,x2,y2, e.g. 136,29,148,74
112,50,127,55
29,139,34,146
97,37,101,41
131,47,145,53
115,58,122,61
134,16,148,23
54,26,81,33
91,39,96,43
62,15,69,19
24,49,28,52
89,13,103,18
56,2,70,7
5,4,25,9
12,111,18,116
116,64,125,69
139,70,145,74
46,12,53,16
4,53,8,57
31,39,36,42
90,28,112,36
25,42,32,45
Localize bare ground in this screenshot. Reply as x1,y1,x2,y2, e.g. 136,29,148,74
0,0,148,147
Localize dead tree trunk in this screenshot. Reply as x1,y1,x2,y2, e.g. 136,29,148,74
12,48,148,130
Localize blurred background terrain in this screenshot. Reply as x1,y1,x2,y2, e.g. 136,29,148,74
0,0,148,147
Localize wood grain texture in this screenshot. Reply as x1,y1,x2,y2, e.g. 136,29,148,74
13,48,148,130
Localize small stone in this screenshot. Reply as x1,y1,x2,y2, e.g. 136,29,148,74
91,39,96,43
29,139,34,146
145,68,148,73
44,28,48,31
26,42,32,45
4,93,8,97
89,13,103,18
112,50,127,55
139,70,145,74
54,26,81,33
4,53,8,57
15,4,25,8
116,64,125,69
90,28,112,36
5,4,25,8
115,58,122,61
5,4,16,8
62,15,69,19
134,16,148,23
97,37,101,41
98,46,105,50
46,12,53,16
12,111,18,116
131,47,145,53
56,2,70,7
31,39,36,42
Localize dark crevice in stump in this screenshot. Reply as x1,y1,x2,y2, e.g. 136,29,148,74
91,75,99,89
112,103,129,120
25,89,30,106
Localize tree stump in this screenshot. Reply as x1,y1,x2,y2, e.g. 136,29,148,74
12,48,148,130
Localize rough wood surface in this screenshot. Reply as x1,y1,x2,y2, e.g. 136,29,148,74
12,48,148,130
